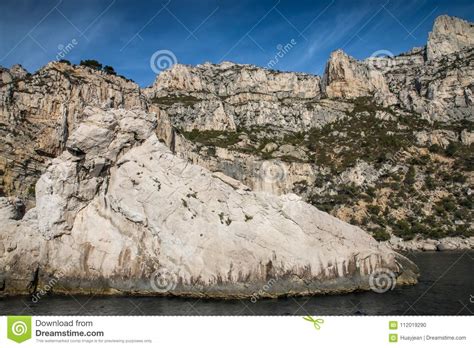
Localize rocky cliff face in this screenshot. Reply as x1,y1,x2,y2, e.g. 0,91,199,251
321,50,396,105
0,62,145,202
142,15,473,245
145,61,331,133
427,15,474,60
0,107,418,297
0,14,472,297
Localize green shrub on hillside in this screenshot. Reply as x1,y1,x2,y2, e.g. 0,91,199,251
404,165,416,186
392,219,415,240
371,228,390,241
445,142,459,157
80,59,103,70
103,65,116,75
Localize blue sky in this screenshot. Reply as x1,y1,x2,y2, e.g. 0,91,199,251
1,0,473,86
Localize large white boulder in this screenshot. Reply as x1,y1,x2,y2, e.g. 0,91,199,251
0,107,418,297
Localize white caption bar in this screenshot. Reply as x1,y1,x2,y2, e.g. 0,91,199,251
0,316,472,347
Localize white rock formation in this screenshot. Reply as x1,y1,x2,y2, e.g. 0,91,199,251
321,50,396,105
427,15,474,60
0,107,418,297
1,15,473,298
460,129,474,145
144,61,344,133
415,130,458,148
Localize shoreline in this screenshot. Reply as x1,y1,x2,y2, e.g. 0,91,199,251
0,251,471,316
385,236,474,252
0,277,419,300
0,254,419,299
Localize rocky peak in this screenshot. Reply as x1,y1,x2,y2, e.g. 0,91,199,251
0,67,10,84
9,64,28,79
0,64,28,84
321,49,395,105
146,61,325,134
427,15,474,60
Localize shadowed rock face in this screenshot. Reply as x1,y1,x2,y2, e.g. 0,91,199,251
0,107,418,297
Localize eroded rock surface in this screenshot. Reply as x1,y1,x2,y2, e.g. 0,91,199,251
427,15,474,60
1,14,473,297
142,15,473,244
0,108,418,297
0,62,145,201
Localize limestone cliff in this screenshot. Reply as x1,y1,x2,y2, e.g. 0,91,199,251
0,15,472,298
427,15,474,60
143,15,473,246
321,50,396,106
0,61,145,201
0,107,418,297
